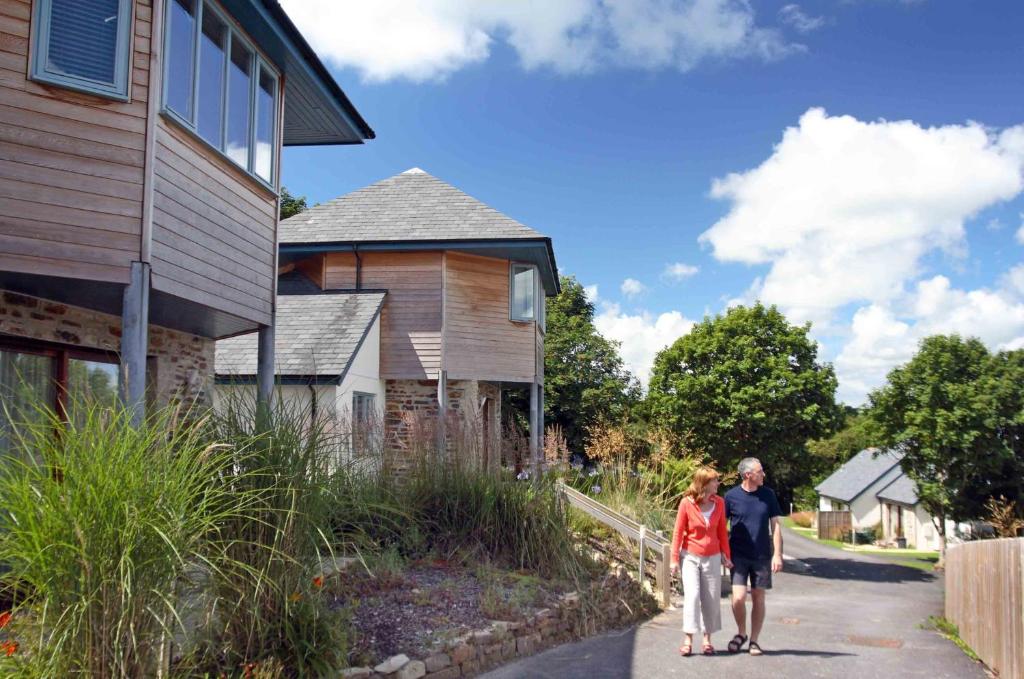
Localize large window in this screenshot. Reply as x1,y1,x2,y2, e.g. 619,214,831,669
0,339,119,460
163,0,279,185
30,0,133,100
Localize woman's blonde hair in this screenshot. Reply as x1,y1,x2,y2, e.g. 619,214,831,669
683,467,720,502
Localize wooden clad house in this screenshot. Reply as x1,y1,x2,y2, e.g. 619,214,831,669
0,0,373,445
215,168,559,469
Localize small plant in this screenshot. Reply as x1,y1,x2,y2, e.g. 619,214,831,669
984,496,1024,538
924,616,980,662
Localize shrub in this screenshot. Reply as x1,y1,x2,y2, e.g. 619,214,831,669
790,511,814,528
0,401,247,678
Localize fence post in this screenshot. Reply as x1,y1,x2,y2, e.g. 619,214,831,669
660,542,672,608
638,525,646,586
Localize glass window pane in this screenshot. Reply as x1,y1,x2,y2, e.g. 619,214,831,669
512,266,535,320
46,0,120,84
226,39,252,168
254,65,276,182
66,359,119,428
0,350,54,461
197,7,226,148
166,0,196,119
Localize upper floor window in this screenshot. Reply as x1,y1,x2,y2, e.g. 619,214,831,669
510,263,536,322
30,0,133,100
163,0,279,186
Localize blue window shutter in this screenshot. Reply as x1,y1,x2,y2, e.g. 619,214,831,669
32,0,132,99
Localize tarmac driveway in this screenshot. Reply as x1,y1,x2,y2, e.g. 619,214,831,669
481,526,987,679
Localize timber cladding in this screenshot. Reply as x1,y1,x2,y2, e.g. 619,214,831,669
150,119,276,326
0,0,151,284
324,251,443,379
444,251,535,383
945,538,1024,679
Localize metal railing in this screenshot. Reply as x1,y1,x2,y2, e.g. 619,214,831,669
556,481,673,608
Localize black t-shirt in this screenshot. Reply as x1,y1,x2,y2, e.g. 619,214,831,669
725,485,783,561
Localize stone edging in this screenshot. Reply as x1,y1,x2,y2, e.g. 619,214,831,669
341,570,656,679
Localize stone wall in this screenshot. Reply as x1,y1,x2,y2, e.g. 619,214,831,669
341,569,657,679
384,379,502,470
0,290,213,408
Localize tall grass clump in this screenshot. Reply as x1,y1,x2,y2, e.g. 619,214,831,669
198,391,349,677
0,400,246,678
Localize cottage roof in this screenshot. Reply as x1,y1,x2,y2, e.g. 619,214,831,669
876,473,920,506
815,448,904,503
277,169,560,294
214,291,385,382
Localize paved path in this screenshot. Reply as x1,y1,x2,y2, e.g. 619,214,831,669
482,527,986,679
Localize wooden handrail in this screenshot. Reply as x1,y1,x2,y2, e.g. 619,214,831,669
557,481,673,608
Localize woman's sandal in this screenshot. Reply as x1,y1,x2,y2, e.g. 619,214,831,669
727,634,747,653
679,644,693,657
748,640,764,656
702,644,715,656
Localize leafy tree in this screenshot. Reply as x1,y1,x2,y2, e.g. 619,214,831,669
515,276,639,455
647,303,840,508
869,335,1024,562
279,186,308,220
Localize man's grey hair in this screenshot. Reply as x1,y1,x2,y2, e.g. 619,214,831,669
738,457,761,477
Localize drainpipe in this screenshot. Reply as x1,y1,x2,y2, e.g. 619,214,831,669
353,244,362,290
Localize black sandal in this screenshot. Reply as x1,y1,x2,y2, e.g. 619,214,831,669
749,640,764,656
727,634,747,653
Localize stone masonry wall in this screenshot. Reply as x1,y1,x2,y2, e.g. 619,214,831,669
384,379,502,470
0,290,213,408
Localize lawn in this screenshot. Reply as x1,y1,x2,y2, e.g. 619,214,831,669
782,517,939,572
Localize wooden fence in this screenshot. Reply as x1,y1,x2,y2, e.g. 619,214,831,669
817,510,851,541
945,538,1024,679
556,481,673,608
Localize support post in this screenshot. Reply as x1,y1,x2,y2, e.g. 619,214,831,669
530,381,541,488
256,315,275,411
437,370,448,456
119,261,150,426
660,541,672,608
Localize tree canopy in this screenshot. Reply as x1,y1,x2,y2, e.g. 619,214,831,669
869,335,1024,546
279,187,308,220
646,303,840,506
539,276,640,454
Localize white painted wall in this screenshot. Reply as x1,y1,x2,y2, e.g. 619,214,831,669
848,464,903,529
335,314,384,421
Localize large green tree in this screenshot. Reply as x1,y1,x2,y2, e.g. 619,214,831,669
646,303,840,507
531,276,639,454
869,335,1024,559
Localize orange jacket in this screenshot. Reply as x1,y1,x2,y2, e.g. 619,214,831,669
670,494,731,565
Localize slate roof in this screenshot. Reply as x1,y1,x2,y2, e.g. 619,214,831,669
815,448,904,503
215,291,385,380
876,473,920,506
277,270,322,295
279,168,549,244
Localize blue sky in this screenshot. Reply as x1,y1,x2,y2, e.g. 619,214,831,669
278,0,1024,404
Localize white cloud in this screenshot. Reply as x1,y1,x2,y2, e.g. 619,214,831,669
700,108,1024,327
583,284,600,303
620,278,648,298
594,303,695,386
778,4,826,33
834,273,1024,404
662,262,700,281
280,0,802,82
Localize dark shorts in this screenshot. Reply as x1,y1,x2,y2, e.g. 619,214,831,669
731,557,772,590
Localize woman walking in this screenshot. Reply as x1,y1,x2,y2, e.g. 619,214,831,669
670,467,733,657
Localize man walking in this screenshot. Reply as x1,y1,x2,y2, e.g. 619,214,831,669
724,457,783,656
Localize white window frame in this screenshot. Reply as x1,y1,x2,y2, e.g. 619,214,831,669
509,262,538,323
30,0,134,101
352,391,376,424
161,0,279,188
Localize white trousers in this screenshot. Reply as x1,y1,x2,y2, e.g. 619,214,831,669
680,551,722,635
